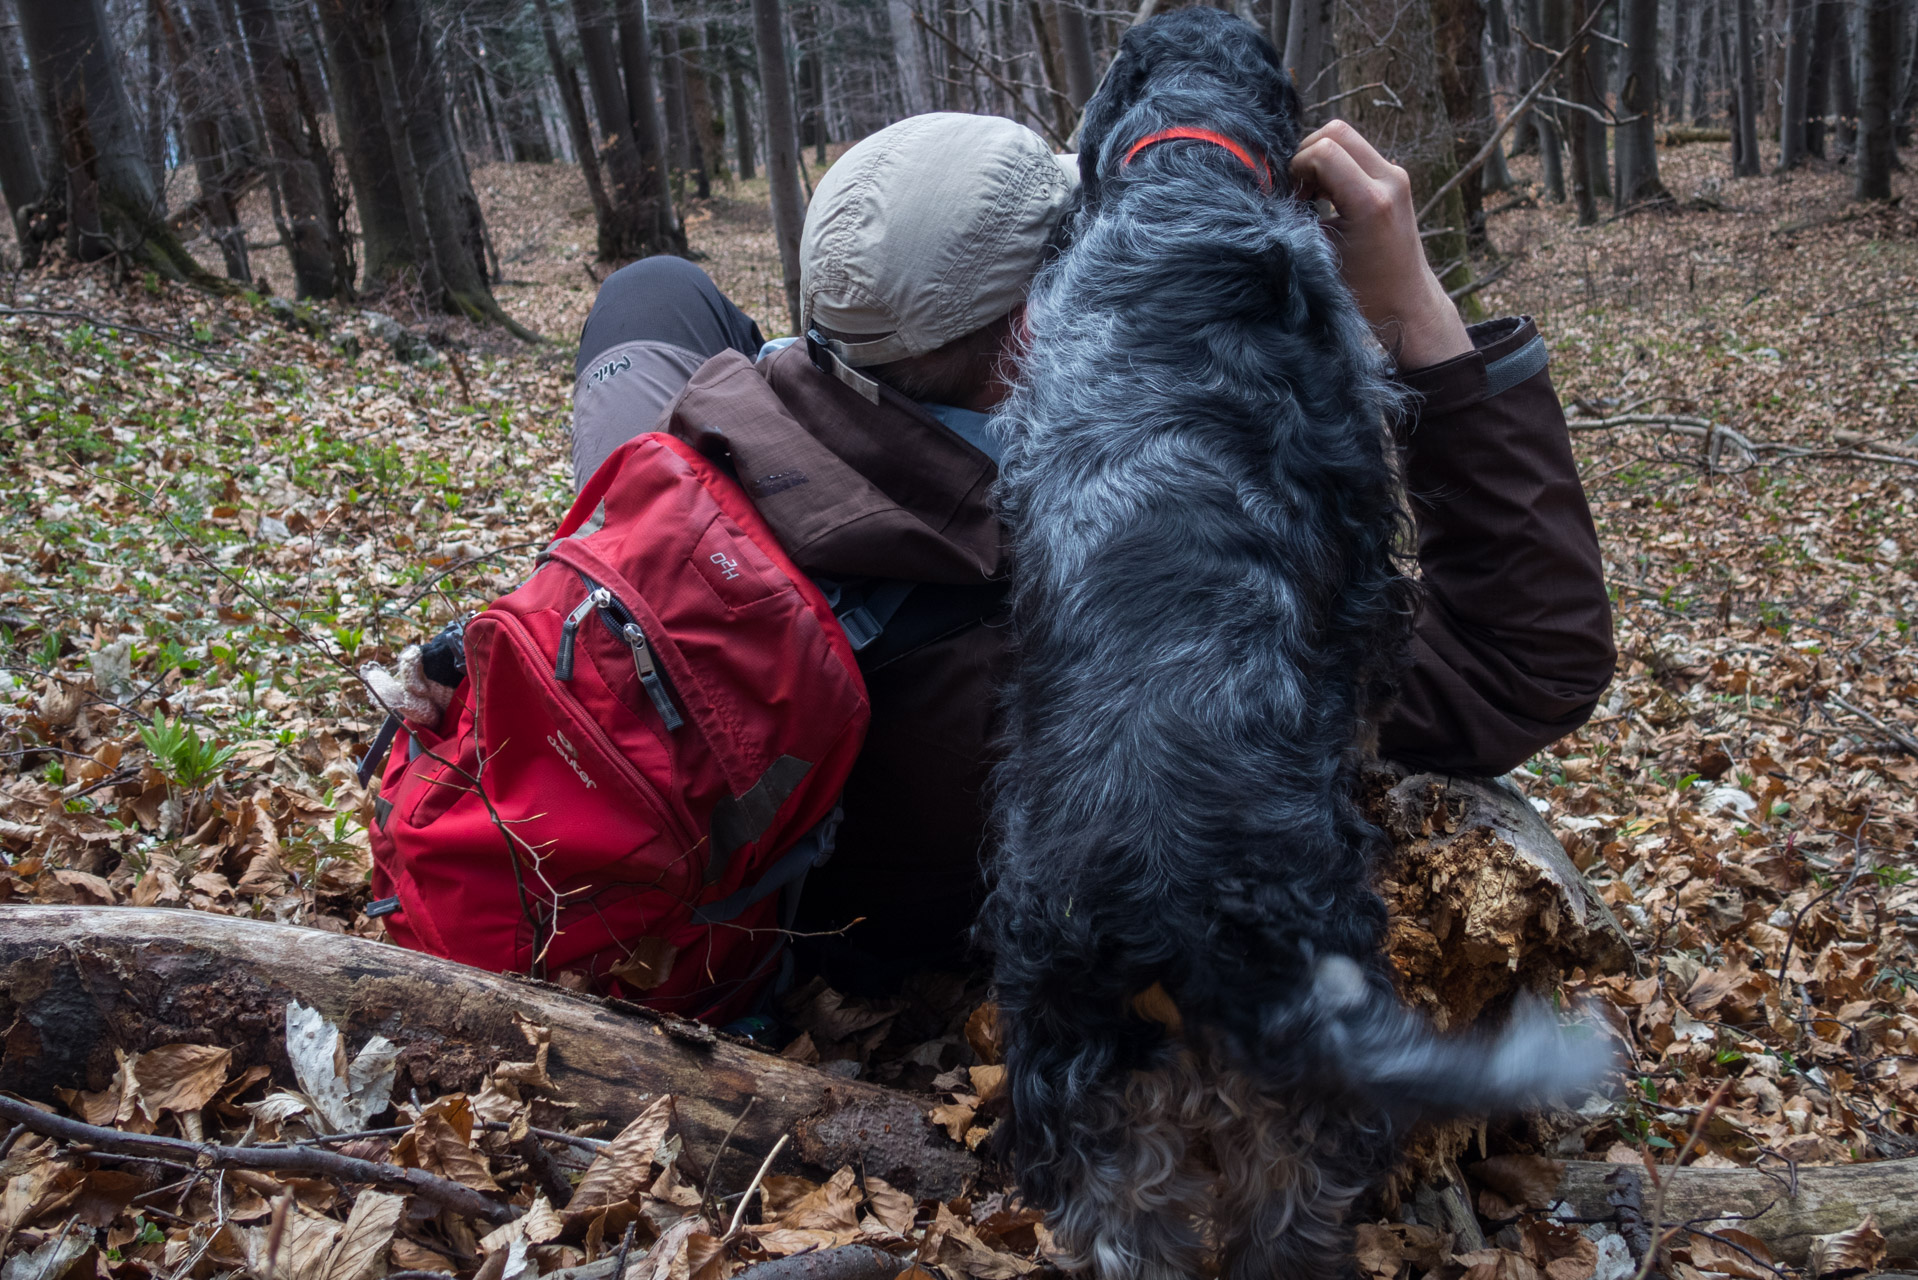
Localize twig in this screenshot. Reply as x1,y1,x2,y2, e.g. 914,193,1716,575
702,1097,757,1224
1307,81,1402,113
1416,0,1617,225
1826,695,1918,756
611,1220,638,1280
0,1123,26,1159
1628,1081,1733,1280
725,1133,790,1239
1536,93,1647,126
913,13,1068,149
0,306,230,359
514,1125,576,1208
370,540,544,623
0,1093,516,1224
1447,262,1512,301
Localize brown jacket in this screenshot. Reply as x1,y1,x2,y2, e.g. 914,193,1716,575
662,316,1614,962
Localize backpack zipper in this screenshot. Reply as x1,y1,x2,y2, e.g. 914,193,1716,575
553,575,684,731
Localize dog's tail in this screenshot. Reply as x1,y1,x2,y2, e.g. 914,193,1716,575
1264,955,1616,1118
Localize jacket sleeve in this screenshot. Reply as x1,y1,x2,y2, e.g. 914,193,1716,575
1376,316,1616,776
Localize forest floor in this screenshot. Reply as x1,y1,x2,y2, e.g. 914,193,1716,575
2,139,1917,1280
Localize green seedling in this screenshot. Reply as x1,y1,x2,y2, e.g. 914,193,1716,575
139,715,238,789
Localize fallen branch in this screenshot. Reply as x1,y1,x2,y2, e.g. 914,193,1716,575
1553,1157,1918,1264
0,1093,516,1224
0,906,981,1200
1826,695,1918,757
0,305,229,359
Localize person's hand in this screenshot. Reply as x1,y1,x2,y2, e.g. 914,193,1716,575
1290,120,1473,372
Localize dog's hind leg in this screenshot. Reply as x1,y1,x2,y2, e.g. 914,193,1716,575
1206,1084,1384,1280
1042,1060,1213,1280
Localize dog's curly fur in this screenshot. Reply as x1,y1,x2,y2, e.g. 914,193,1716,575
981,11,1606,1279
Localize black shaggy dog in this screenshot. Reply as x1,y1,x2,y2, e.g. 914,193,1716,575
982,10,1606,1279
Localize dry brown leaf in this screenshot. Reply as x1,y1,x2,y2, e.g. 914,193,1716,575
967,1064,1005,1101
1468,1154,1564,1209
757,1176,819,1218
129,1043,233,1120
564,1094,675,1226
1808,1215,1884,1279
862,1175,915,1237
396,1112,501,1192
928,1102,974,1142
964,1004,999,1065
492,1012,555,1092
1354,1223,1405,1280
318,1190,406,1280
607,937,680,991
480,1195,564,1254
767,1166,860,1233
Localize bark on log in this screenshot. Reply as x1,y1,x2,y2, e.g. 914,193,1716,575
0,905,979,1200
1552,1157,1918,1265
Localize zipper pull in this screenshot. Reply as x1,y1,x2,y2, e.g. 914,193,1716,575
555,594,597,681
622,622,684,730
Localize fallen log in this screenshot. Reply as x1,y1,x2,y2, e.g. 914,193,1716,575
0,773,1627,1212
0,905,980,1199
1552,1157,1918,1265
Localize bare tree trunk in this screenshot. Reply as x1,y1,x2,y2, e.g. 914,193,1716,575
1027,0,1073,140
1614,0,1670,203
614,0,686,253
658,2,692,173
1339,0,1476,305
533,0,615,257
889,0,933,113
1432,0,1491,249
1054,0,1096,108
730,55,756,178
366,0,445,306
1731,0,1763,172
1853,0,1897,196
1565,0,1602,221
683,24,716,198
233,0,344,297
1284,0,1336,117
1831,0,1855,152
1576,0,1612,199
1802,0,1837,154
152,0,251,281
751,0,804,332
1778,0,1812,165
19,0,224,284
1529,0,1568,199
0,19,51,263
314,0,419,288
570,0,665,258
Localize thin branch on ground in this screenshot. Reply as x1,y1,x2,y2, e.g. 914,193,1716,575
0,306,231,359
0,1094,516,1224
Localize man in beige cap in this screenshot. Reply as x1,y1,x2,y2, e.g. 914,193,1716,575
568,112,1611,990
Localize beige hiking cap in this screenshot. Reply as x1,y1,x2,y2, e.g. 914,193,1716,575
801,113,1079,368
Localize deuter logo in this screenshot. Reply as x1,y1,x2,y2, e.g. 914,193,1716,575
709,550,741,581
547,728,597,789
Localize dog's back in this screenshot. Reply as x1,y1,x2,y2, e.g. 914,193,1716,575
984,12,1603,1278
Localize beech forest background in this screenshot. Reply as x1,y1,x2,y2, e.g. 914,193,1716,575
2,0,1918,1273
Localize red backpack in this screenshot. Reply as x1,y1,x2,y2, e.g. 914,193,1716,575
363,431,870,1025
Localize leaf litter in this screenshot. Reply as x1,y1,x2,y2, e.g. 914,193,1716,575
2,144,1916,1279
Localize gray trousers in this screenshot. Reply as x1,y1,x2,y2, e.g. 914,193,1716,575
570,256,765,490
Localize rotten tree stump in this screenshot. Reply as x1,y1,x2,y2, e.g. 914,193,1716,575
1367,765,1633,1028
